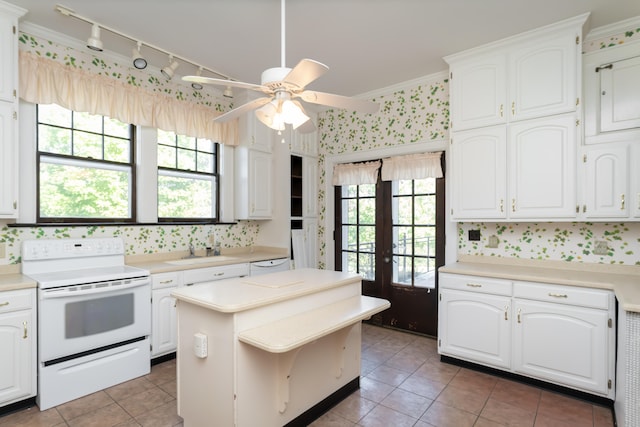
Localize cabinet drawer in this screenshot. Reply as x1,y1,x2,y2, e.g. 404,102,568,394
0,289,34,314
152,272,180,290
183,263,250,286
439,273,512,296
513,281,612,310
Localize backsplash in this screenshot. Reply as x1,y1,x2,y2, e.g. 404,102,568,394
458,222,640,265
0,221,259,264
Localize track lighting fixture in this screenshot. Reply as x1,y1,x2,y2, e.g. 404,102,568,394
191,68,204,90
86,24,103,51
55,5,235,91
223,86,234,98
161,56,180,80
132,41,147,70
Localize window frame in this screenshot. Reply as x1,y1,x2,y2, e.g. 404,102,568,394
156,130,220,223
35,104,137,224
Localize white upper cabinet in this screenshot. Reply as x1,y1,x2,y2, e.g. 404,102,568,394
508,114,577,219
451,126,507,220
583,39,640,141
447,14,586,132
598,55,640,133
581,143,629,218
239,114,273,153
509,32,579,121
447,13,587,221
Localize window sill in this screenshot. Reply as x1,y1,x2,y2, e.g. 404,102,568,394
10,221,238,228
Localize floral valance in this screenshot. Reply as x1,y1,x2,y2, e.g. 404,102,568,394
332,160,381,186
19,51,238,145
381,152,443,181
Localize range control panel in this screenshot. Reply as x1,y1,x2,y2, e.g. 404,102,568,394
22,237,125,261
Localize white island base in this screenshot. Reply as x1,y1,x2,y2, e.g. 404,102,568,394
171,268,390,427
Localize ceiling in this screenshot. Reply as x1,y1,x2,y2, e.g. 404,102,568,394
13,0,640,98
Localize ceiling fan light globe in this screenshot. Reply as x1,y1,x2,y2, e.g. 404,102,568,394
281,100,309,128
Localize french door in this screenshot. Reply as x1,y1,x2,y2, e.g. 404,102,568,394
335,166,445,336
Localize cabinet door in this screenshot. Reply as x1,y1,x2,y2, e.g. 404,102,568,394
600,55,640,132
0,101,16,217
151,287,177,357
583,144,629,218
0,310,34,405
0,12,16,103
302,156,318,217
450,54,507,131
509,31,578,122
509,114,576,219
513,299,611,396
248,150,273,218
304,218,318,269
451,126,507,220
632,145,640,219
438,289,511,369
240,115,273,153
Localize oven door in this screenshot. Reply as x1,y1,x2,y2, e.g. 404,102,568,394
38,276,151,363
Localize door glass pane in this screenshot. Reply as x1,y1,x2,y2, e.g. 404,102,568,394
394,226,413,256
359,225,376,254
415,195,436,224
358,198,375,224
343,251,358,275
359,253,375,280
414,226,436,257
359,184,376,197
395,196,413,224
414,257,436,289
393,255,412,286
343,225,358,250
342,199,358,223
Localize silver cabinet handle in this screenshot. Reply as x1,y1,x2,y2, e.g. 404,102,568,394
548,293,568,298
466,283,482,288
517,308,522,323
0,301,9,308
621,194,625,210
159,280,174,285
23,321,28,339
504,306,509,321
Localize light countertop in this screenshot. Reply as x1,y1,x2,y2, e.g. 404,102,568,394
125,246,288,274
441,255,640,312
0,246,288,293
171,268,361,313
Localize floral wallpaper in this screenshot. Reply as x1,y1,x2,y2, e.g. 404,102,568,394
315,21,640,267
0,221,259,264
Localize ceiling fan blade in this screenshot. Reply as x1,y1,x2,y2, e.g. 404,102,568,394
213,97,273,122
299,90,380,114
182,75,269,93
283,59,329,89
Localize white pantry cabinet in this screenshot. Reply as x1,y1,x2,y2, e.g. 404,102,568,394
446,13,587,222
151,272,180,358
239,114,273,153
0,2,25,218
438,272,616,398
0,288,36,407
235,147,273,220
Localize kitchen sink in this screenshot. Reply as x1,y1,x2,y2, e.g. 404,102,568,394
166,256,239,265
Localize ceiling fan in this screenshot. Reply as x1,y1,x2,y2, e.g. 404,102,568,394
182,0,379,133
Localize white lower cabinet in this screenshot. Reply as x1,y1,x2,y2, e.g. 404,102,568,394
0,288,36,407
439,273,616,398
439,289,511,369
151,272,180,358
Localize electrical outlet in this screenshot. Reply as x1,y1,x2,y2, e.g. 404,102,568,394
468,229,481,241
486,235,500,248
593,240,609,255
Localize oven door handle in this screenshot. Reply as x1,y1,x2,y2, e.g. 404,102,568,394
40,277,150,299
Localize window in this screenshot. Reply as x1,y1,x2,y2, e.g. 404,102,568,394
157,130,218,221
37,104,135,222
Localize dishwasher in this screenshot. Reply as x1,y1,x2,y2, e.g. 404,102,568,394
249,258,290,276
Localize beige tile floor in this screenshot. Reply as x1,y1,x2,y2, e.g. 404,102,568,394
0,324,615,427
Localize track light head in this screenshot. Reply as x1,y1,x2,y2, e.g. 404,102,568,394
161,56,180,80
223,86,234,98
87,24,103,51
132,42,147,70
191,67,204,90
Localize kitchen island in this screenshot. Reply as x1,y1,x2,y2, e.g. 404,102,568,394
171,268,390,427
